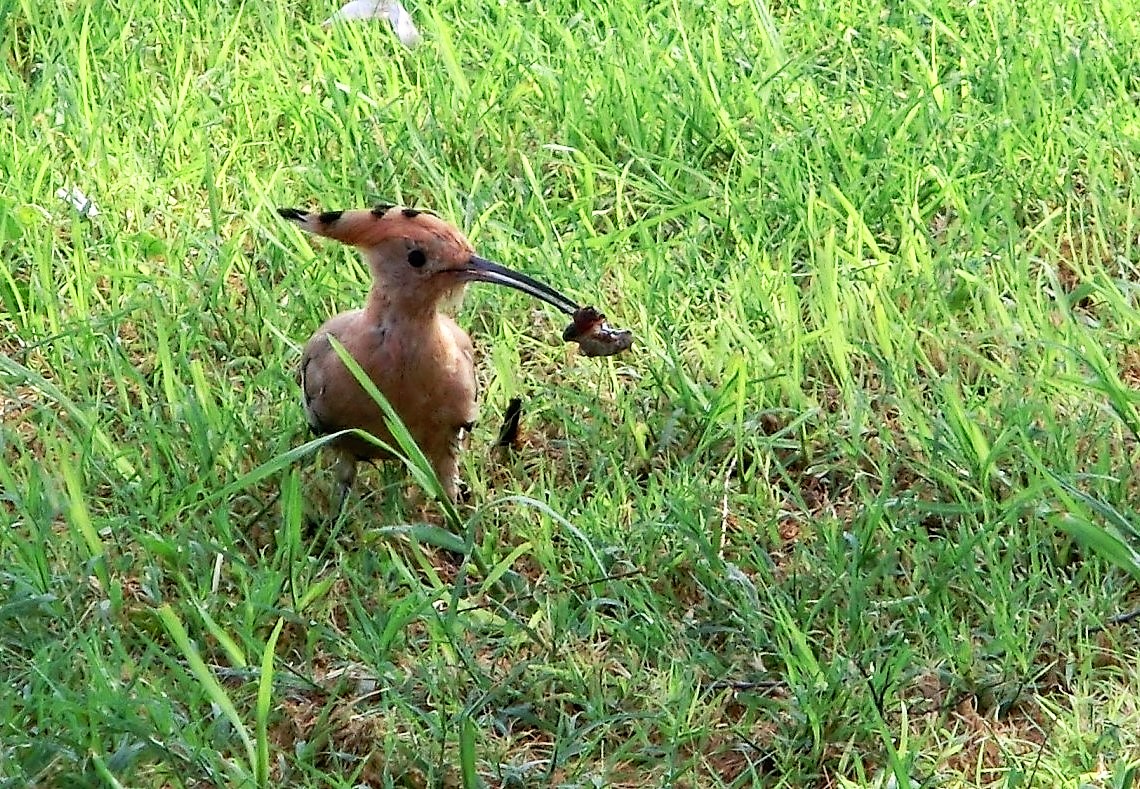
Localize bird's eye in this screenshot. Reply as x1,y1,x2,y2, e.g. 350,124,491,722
408,249,427,268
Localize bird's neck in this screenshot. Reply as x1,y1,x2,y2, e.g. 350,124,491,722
364,285,439,325
363,281,467,325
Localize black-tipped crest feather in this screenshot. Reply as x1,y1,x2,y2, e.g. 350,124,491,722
277,207,308,222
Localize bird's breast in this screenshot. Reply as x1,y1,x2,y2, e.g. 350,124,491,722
362,316,476,418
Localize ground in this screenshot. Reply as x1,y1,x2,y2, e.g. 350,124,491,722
1,0,1139,786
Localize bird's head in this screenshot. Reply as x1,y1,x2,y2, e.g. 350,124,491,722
277,205,578,317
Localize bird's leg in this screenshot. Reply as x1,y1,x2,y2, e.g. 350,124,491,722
436,423,474,503
433,451,460,504
331,451,358,524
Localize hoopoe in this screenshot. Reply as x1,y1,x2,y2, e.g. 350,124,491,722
278,204,589,514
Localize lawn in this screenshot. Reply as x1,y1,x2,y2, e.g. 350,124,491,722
2,0,1140,785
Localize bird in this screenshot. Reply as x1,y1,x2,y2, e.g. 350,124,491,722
277,204,580,516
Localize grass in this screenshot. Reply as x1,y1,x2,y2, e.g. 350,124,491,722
2,0,1139,785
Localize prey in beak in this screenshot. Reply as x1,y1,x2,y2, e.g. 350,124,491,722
278,203,632,516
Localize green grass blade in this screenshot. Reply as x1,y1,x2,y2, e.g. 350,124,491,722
59,453,107,588
193,601,248,669
256,617,286,787
373,524,469,555
155,604,256,779
459,714,481,789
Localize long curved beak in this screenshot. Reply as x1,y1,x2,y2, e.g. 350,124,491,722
459,255,580,315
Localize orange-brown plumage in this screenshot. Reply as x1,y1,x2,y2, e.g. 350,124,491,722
279,204,580,512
